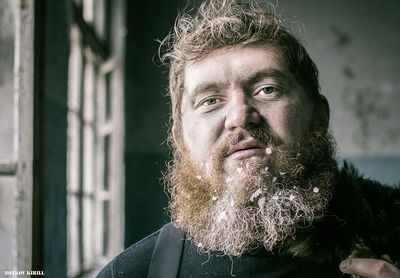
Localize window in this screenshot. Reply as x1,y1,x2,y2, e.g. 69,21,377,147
67,0,125,276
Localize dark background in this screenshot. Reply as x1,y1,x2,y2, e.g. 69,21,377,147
124,0,188,247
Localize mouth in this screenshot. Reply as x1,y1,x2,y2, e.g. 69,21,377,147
226,139,267,160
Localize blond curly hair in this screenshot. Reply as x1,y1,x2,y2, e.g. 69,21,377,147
160,0,321,140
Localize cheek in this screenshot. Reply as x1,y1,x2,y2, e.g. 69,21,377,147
182,116,199,149
181,113,225,161
285,102,313,140
182,116,212,158
264,102,312,143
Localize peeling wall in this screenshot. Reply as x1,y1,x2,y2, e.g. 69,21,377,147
280,0,400,156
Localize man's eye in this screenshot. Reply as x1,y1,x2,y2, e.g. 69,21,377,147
194,95,225,111
259,86,278,95
201,98,220,106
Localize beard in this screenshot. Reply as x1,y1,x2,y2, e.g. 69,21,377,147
165,128,337,257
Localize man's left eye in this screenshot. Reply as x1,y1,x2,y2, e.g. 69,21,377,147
258,86,278,95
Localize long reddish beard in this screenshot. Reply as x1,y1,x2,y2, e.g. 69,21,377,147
165,130,337,256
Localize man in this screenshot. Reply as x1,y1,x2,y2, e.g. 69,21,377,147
98,0,400,277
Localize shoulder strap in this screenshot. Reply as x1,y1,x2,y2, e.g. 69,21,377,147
147,223,185,278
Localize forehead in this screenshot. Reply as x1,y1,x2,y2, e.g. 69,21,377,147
183,45,292,95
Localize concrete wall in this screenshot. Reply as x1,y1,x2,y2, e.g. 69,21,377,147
279,0,400,185
280,0,400,157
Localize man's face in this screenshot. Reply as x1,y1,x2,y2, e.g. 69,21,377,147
168,44,334,256
180,45,314,179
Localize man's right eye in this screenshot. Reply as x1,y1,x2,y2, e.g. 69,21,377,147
202,98,219,106
197,97,223,108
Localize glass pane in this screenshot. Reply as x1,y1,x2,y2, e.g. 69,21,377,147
102,200,110,256
83,57,95,123
104,0,112,43
67,195,80,277
105,71,112,120
83,0,94,23
82,197,94,270
68,27,83,112
103,134,110,191
0,176,16,271
67,112,81,193
94,0,105,39
83,124,94,194
93,0,111,45
0,0,15,160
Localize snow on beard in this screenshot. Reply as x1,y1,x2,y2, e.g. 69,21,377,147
166,129,336,256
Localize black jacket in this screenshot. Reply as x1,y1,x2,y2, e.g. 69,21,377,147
97,163,400,277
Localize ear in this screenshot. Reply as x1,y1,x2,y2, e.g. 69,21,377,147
316,95,330,133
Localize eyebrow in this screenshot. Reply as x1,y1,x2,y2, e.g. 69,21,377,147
188,68,291,97
241,69,290,85
188,83,223,99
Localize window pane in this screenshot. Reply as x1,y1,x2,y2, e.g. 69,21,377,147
105,72,112,120
68,27,82,112
83,58,95,123
102,200,110,256
82,197,94,270
83,0,94,23
67,195,80,277
94,0,105,39
104,0,112,43
83,124,94,194
0,177,16,271
67,112,81,193
103,135,110,191
0,0,15,160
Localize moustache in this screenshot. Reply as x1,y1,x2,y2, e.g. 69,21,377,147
210,128,285,171
217,128,284,157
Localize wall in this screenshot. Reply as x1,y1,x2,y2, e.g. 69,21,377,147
279,0,400,184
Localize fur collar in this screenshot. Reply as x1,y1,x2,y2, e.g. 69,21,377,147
283,161,400,265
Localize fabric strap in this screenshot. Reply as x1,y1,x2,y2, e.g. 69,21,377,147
147,223,185,278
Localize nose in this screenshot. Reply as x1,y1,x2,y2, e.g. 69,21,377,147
224,93,261,130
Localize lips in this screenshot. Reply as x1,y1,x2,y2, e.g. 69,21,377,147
226,138,267,158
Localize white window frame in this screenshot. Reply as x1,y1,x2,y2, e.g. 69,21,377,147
67,1,125,276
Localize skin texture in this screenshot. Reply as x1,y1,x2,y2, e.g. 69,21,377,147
179,44,400,278
340,258,400,278
181,45,313,178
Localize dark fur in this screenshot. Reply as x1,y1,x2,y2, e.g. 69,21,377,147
282,162,400,275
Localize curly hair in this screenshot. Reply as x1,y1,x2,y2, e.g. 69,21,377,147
159,0,321,140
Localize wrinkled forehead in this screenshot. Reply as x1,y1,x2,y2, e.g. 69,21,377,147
182,44,294,99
